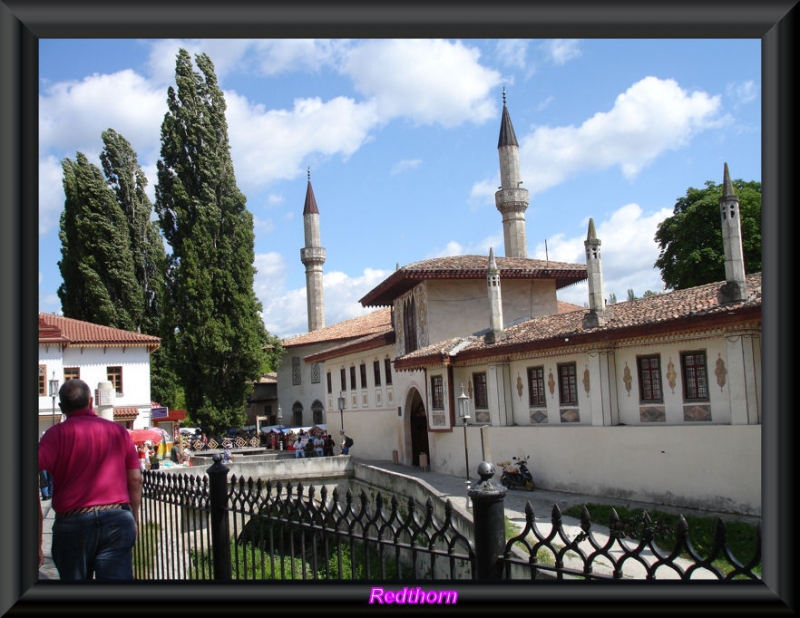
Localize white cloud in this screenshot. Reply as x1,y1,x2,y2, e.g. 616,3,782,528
495,39,529,69
251,39,352,76
260,266,392,338
472,76,726,203
390,159,422,175
545,203,673,306
226,92,380,194
341,39,502,127
727,80,759,107
39,69,165,159
541,39,582,65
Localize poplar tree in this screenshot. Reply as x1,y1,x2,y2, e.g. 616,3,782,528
155,49,266,433
58,152,142,331
99,128,166,335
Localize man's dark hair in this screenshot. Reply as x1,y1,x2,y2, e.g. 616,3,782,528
58,379,91,413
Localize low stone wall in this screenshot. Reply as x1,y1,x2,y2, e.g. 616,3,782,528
154,456,473,537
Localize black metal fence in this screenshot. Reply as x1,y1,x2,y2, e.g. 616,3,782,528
133,458,761,581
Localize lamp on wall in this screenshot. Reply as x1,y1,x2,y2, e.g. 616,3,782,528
337,392,346,432
48,372,59,427
277,405,283,426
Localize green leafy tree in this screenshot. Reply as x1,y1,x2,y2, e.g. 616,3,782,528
99,129,167,336
98,129,183,409
58,152,142,331
654,179,761,290
155,49,267,434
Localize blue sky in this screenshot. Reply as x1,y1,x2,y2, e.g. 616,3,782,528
38,38,761,339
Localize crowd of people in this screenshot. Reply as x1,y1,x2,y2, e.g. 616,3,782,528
271,428,352,457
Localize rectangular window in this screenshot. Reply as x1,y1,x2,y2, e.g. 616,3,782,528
360,363,367,389
384,358,393,385
340,368,347,392
64,367,80,381
350,366,357,391
681,351,709,401
473,372,488,409
431,375,444,410
637,355,663,402
373,360,381,386
557,363,578,405
292,357,301,386
327,371,332,394
38,365,46,396
107,366,123,394
311,362,321,384
527,366,546,406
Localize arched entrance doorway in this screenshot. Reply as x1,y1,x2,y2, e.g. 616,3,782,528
409,389,429,467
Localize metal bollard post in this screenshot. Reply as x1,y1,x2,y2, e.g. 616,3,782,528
468,461,507,580
207,454,231,580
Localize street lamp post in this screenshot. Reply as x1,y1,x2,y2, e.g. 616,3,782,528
277,406,283,450
48,372,59,427
337,393,346,432
457,382,471,480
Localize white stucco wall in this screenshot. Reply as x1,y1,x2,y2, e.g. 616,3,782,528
38,345,153,430
427,424,761,516
422,279,559,346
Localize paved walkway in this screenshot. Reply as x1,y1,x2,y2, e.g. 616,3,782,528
38,457,760,581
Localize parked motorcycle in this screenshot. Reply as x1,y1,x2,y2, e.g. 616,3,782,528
497,455,535,491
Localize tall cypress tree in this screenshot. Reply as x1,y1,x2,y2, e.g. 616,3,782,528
99,129,166,335
58,152,142,331
155,49,266,433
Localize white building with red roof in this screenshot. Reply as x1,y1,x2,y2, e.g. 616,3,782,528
277,94,761,516
38,313,160,435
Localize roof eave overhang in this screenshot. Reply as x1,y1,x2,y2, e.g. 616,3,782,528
305,332,396,364
439,305,761,366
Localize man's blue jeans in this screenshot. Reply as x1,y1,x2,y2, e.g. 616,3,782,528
51,507,136,580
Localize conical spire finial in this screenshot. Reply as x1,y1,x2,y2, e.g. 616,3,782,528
722,162,735,197
488,247,498,272
587,218,597,240
307,166,311,182
502,87,506,106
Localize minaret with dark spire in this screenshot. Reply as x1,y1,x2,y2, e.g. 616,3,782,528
718,162,749,303
495,88,529,258
300,168,326,331
485,247,504,344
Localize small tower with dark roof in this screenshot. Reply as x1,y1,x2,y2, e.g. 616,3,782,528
583,218,606,329
485,247,504,344
718,162,749,303
300,168,326,331
495,88,529,258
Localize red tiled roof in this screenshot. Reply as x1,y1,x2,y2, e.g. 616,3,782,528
557,300,584,313
282,308,392,348
38,313,160,352
394,273,762,371
359,255,587,307
304,328,396,363
114,406,140,420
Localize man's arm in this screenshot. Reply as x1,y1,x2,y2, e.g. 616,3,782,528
126,468,143,536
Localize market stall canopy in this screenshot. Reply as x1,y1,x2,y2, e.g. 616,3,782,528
129,428,168,446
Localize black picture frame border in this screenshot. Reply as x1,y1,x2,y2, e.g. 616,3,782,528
2,1,795,614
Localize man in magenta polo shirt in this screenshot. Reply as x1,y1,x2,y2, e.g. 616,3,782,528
38,378,142,580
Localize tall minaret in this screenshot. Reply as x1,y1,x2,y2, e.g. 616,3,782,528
718,162,749,303
485,247,504,344
583,218,606,329
300,168,326,331
494,88,529,258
